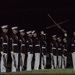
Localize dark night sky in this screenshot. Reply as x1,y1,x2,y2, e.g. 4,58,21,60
0,0,75,38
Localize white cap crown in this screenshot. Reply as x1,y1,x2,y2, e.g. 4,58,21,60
26,31,32,34
11,26,18,30
1,25,8,29
19,29,25,32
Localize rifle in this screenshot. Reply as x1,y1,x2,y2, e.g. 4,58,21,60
62,54,65,67
20,54,22,67
41,52,46,68
10,38,16,68
41,41,47,69
46,19,70,29
48,14,67,33
41,40,46,69
20,41,23,69
51,53,54,67
51,43,54,68
1,37,7,68
62,45,66,68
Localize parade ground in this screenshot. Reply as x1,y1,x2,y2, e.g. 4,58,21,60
0,69,75,75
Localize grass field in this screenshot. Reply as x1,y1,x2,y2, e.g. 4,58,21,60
0,69,75,75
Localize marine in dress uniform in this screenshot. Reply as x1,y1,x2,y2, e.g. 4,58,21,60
50,35,58,69
40,31,47,69
10,26,19,72
71,31,75,70
0,25,8,72
32,30,41,70
57,37,62,68
62,38,68,69
26,31,33,71
19,29,26,71
0,52,1,72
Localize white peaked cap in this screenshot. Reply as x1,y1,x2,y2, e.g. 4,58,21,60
52,35,56,38
19,29,25,32
11,26,18,30
26,31,32,34
57,37,60,39
32,30,35,34
1,25,8,29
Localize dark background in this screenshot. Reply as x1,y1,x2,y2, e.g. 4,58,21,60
0,0,75,45
0,0,75,36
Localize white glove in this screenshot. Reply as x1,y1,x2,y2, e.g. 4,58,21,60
50,53,53,56
62,54,64,57
1,51,4,55
73,52,75,54
11,51,14,54
64,33,67,37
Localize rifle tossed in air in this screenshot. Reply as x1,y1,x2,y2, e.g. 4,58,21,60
47,14,70,33
46,19,70,29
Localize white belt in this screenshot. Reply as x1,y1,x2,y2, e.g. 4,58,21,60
52,47,56,49
42,47,46,49
64,49,67,51
3,43,8,45
12,44,18,46
58,48,61,50
35,44,40,46
71,44,74,46
21,44,25,46
29,45,33,47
